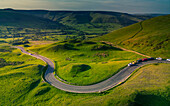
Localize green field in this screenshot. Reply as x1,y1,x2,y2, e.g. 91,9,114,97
61,23,123,35
93,15,170,58
0,45,169,105
27,40,145,85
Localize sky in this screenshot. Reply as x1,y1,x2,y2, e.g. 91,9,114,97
0,0,170,14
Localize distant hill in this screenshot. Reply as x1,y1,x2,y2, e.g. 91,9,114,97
0,10,66,29
14,10,152,26
93,15,170,58
0,9,153,36
5,9,151,35
134,14,169,17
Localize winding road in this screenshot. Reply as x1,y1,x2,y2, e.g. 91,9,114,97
14,46,170,93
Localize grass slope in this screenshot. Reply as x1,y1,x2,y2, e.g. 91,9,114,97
0,46,45,105
1,42,169,105
28,40,145,85
93,15,170,58
1,47,169,105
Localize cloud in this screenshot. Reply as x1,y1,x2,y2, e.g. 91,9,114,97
0,0,51,9
0,0,169,13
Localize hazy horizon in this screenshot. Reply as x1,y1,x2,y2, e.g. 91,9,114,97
0,0,170,14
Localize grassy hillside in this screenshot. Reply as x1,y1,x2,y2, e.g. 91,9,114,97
93,15,170,58
17,10,150,25
0,10,65,29
1,46,169,105
28,40,145,85
0,46,45,105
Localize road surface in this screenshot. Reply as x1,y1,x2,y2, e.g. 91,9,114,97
13,46,170,93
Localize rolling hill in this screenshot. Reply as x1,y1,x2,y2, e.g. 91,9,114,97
0,9,152,35
15,10,151,26
93,15,170,58
0,9,66,29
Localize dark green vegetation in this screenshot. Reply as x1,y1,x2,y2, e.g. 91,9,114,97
70,64,91,77
9,40,29,45
0,46,24,67
91,43,120,50
17,10,151,26
0,46,14,52
93,15,170,58
47,43,78,51
0,9,152,42
0,58,24,68
1,45,169,105
0,10,65,29
29,40,144,85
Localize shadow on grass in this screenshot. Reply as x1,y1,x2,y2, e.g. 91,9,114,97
34,87,51,96
71,64,91,77
0,40,7,43
129,93,170,106
42,65,48,81
0,72,25,79
91,44,122,51
12,64,34,70
48,43,79,52
28,79,41,92
12,79,41,104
